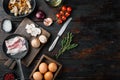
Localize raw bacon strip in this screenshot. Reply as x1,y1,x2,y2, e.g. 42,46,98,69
6,39,22,50
5,36,27,55
7,45,27,55
5,37,20,48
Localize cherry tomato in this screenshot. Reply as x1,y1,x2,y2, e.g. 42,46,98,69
65,12,70,17
56,13,61,18
61,6,67,11
62,16,66,21
60,11,64,15
67,6,72,12
57,19,63,24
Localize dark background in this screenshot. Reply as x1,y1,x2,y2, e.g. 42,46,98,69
0,0,120,80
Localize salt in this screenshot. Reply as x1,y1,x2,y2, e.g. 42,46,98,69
2,19,12,32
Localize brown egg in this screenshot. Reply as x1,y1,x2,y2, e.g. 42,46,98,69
44,71,53,80
31,38,41,48
33,71,43,80
48,62,57,72
39,62,48,74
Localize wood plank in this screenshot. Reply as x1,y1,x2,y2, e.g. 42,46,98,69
13,18,50,67
0,0,120,79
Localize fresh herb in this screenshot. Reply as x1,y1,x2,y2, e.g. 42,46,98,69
56,32,78,58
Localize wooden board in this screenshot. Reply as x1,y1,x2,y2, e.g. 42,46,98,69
14,18,50,67
29,54,62,80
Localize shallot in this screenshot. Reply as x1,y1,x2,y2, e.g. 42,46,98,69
36,10,46,19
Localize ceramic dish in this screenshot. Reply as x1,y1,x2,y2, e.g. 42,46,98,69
2,0,36,18
2,34,29,59
29,54,62,80
1,18,12,33
2,34,29,79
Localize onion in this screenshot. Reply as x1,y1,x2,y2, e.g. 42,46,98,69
36,10,46,19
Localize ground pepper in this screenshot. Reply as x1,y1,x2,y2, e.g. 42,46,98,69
4,73,15,80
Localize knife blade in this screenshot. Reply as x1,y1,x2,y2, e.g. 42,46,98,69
48,17,72,51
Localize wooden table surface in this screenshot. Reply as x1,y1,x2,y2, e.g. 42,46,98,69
0,0,120,80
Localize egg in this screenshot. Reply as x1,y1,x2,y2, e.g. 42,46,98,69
48,62,57,72
39,62,48,74
44,71,53,80
33,71,43,80
39,35,47,44
31,38,41,48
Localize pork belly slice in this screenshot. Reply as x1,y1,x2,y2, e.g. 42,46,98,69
5,36,27,55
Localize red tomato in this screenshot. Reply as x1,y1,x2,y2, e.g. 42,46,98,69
65,12,70,17
56,13,61,18
67,6,72,12
60,11,64,15
62,16,66,21
57,19,63,24
61,6,67,11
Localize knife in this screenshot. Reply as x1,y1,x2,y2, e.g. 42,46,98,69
48,17,72,51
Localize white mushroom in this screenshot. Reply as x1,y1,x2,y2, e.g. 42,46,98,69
12,6,18,16
26,0,31,8
9,0,16,4
25,24,42,37
19,7,24,15
30,23,36,28
39,35,47,44
8,0,32,16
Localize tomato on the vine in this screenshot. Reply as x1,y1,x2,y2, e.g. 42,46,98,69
67,6,72,12
57,19,63,24
62,16,66,21
56,5,72,24
56,13,61,18
60,11,64,15
65,12,70,17
61,6,67,11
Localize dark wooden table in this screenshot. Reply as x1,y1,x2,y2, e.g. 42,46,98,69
0,0,120,80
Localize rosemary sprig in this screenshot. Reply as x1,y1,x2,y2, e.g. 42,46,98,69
55,32,78,58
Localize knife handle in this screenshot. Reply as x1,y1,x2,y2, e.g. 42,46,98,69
49,36,60,52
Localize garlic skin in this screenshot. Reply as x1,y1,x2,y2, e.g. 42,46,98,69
43,18,53,27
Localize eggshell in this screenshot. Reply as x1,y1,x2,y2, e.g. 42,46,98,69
39,62,48,74
33,71,43,80
48,62,57,72
44,71,53,80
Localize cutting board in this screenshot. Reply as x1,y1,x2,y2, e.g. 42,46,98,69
5,18,50,67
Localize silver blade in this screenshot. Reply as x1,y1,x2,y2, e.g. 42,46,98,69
48,17,72,52
58,17,72,36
